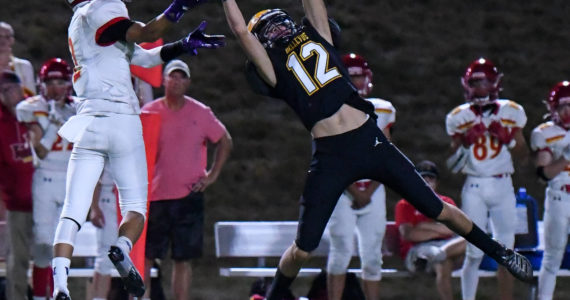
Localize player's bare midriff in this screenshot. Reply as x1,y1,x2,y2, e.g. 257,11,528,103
311,104,369,138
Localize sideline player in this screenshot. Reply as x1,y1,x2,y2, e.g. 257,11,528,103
222,1,532,299
531,81,570,300
52,0,224,298
326,53,394,300
16,58,76,300
445,58,528,300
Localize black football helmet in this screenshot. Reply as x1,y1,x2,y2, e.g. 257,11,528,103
248,9,297,48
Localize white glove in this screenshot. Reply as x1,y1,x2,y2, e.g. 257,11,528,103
446,146,469,174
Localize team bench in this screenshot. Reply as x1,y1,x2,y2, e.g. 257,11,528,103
215,220,413,278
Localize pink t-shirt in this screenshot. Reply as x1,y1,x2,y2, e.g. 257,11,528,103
142,97,226,201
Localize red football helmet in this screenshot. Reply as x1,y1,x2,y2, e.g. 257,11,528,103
461,58,503,105
39,58,72,99
342,53,373,97
546,81,570,127
39,58,72,83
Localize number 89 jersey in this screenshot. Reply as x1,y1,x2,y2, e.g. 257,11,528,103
265,22,373,131
445,99,527,176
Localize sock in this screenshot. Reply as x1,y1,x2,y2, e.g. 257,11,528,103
115,236,133,255
462,224,502,259
52,257,71,294
266,268,295,300
93,298,107,300
33,265,53,297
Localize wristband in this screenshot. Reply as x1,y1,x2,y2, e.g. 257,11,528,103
40,123,59,150
160,40,185,62
536,166,550,181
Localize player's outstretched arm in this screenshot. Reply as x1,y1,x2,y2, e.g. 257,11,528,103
126,0,208,43
302,0,332,45
222,0,276,87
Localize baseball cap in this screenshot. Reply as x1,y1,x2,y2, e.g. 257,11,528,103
164,59,190,78
416,160,439,178
0,71,21,84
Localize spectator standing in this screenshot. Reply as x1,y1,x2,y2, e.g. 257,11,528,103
445,58,528,300
141,59,232,300
395,160,466,300
16,58,76,300
326,53,395,300
0,22,36,96
0,71,34,300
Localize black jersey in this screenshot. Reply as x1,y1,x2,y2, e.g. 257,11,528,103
266,23,374,130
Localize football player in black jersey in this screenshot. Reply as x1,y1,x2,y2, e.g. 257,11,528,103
221,1,532,298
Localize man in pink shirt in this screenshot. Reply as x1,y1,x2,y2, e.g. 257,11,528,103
141,59,232,300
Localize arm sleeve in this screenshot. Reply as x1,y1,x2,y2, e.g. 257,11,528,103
395,200,415,227
530,127,548,152
203,107,227,143
131,44,163,67
87,0,132,46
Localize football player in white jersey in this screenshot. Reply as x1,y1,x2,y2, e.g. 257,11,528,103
326,53,394,300
445,58,528,300
531,81,570,300
53,0,224,299
15,58,76,300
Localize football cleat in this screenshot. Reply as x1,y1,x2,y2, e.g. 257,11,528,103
493,246,533,283
54,291,71,300
108,246,146,297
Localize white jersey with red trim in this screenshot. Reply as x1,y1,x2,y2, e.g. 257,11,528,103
531,121,570,186
367,98,396,131
446,99,527,176
68,0,162,115
16,95,76,172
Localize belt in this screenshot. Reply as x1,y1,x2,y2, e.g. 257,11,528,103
492,173,510,178
561,185,570,193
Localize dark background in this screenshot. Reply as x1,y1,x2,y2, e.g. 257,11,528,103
2,0,570,299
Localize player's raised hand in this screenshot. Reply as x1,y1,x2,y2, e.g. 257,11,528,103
183,21,226,56
164,0,209,23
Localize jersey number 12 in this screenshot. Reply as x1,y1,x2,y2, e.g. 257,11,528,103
286,42,341,95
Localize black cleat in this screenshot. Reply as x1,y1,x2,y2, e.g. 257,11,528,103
494,246,533,283
54,291,71,300
108,245,146,297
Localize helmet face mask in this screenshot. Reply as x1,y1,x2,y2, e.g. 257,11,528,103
342,53,373,97
461,58,502,106
248,9,297,48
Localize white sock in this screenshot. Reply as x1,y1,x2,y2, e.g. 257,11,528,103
115,236,133,255
93,298,106,300
52,257,71,294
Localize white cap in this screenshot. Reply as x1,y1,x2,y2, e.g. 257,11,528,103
164,59,190,78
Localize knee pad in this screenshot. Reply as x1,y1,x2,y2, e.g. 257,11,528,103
33,244,54,268
94,254,114,275
53,218,79,246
